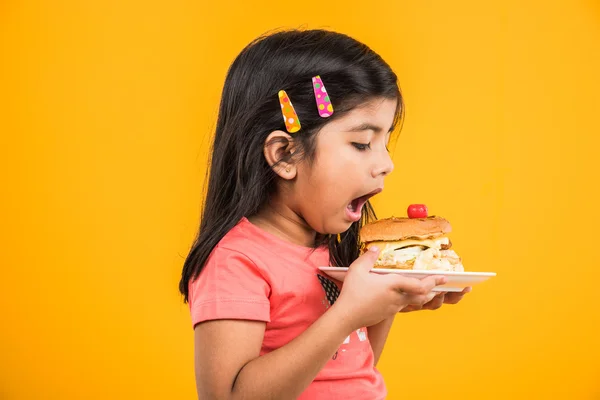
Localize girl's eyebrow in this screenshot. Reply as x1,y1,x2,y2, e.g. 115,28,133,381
346,122,393,134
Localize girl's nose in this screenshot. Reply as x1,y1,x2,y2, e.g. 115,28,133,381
371,151,394,178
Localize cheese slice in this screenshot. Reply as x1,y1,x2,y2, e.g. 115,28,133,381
366,236,449,252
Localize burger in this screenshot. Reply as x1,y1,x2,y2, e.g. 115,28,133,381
359,214,464,272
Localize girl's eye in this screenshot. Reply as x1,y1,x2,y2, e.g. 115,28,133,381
352,142,371,151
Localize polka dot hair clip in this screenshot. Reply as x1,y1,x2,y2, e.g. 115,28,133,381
278,90,301,133
311,75,334,118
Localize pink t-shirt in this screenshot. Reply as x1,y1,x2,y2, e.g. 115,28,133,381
188,217,386,400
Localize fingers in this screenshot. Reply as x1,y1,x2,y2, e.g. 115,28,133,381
420,275,447,292
402,291,437,307
399,286,472,313
443,287,471,304
422,293,445,310
349,246,380,273
389,274,447,295
400,292,446,312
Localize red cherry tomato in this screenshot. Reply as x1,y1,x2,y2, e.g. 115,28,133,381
407,204,428,218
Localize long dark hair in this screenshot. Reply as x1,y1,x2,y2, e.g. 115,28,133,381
179,29,403,302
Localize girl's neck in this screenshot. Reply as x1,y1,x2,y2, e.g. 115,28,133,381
248,198,317,248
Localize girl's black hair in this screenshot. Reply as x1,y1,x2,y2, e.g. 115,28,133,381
179,29,403,302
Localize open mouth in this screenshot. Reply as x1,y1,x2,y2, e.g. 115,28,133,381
346,188,383,219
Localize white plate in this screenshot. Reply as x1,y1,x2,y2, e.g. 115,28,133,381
318,267,496,292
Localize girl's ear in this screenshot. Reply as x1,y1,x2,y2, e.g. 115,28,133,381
263,130,297,180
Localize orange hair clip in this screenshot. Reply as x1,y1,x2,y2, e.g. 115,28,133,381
278,90,301,133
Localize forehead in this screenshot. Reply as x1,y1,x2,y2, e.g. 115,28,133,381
319,97,398,134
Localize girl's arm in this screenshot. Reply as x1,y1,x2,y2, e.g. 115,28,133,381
366,316,396,366
194,303,353,400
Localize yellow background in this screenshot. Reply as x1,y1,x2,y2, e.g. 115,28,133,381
1,0,599,399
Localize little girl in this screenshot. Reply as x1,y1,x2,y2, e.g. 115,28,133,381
179,29,468,400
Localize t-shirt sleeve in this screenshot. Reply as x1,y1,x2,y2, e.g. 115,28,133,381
188,245,271,328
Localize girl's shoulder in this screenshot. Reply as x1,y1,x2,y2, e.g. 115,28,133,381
210,217,329,272
219,217,325,254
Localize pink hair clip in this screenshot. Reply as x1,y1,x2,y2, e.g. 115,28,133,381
312,75,334,118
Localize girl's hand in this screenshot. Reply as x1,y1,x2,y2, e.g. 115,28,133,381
333,247,447,331
400,287,471,312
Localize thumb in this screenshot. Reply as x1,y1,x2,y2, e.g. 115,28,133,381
349,246,380,273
